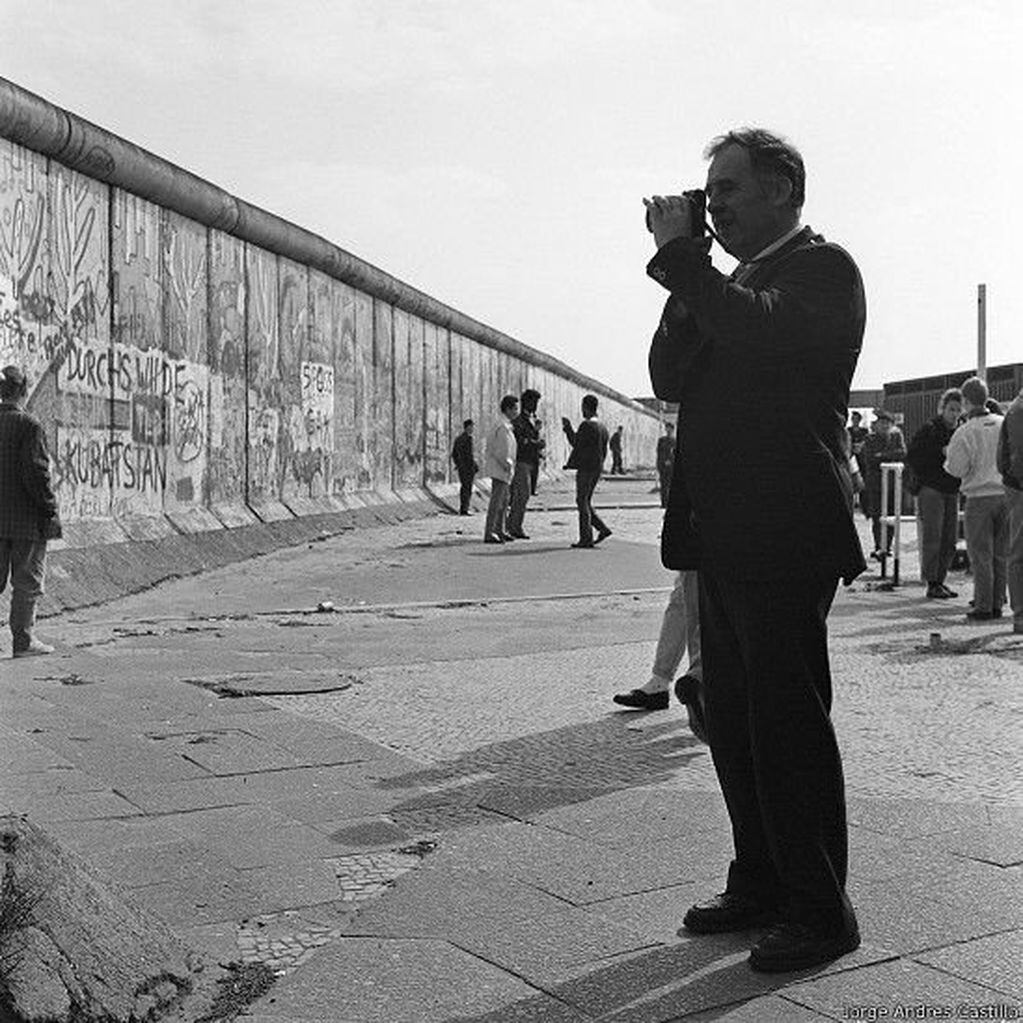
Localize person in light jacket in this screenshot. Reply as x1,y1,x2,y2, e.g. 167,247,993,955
482,395,519,544
944,376,1008,620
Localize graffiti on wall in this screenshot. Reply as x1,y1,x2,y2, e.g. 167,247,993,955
291,359,334,495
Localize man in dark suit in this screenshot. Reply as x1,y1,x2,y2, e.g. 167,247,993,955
0,365,62,657
645,128,865,972
451,419,478,515
562,394,611,549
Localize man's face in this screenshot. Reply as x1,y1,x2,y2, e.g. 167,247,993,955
466,424,474,436
875,418,892,436
705,144,791,260
941,401,962,427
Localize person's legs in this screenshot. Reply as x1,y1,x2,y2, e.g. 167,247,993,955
496,479,511,537
484,480,508,540
1006,487,1023,630
659,470,671,508
646,572,688,692
575,472,594,544
938,491,959,586
507,462,532,535
682,569,702,680
992,495,1009,612
589,473,609,538
964,496,996,612
916,487,943,584
9,540,49,653
458,471,474,514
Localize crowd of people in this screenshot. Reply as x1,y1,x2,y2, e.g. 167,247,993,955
850,380,1023,629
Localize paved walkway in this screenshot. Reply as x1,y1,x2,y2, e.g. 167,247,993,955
1,476,1021,1021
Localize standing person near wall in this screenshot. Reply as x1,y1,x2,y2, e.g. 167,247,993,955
945,377,1008,621
562,395,611,549
482,395,518,545
507,389,544,540
645,127,865,972
0,366,62,657
997,385,1023,635
656,423,676,508
451,419,478,516
906,388,962,599
609,426,625,474
859,410,906,559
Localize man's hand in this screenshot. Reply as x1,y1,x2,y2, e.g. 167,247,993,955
643,194,694,249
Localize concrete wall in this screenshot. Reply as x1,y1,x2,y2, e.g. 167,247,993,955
0,78,661,547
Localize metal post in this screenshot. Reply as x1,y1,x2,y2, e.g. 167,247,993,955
891,463,903,586
978,283,987,379
879,465,889,579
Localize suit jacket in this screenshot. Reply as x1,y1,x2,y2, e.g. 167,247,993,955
647,227,866,583
0,403,62,540
451,432,477,475
563,417,609,473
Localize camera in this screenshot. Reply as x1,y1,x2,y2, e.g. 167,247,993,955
645,188,706,237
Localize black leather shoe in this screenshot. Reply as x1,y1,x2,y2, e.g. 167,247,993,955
506,530,529,540
571,540,595,549
940,584,958,598
749,919,860,973
967,608,1002,620
682,892,779,934
612,688,669,710
483,535,505,544
674,674,708,744
594,527,613,544
926,583,953,599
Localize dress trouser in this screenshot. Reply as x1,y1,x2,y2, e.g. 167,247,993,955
698,566,854,932
963,493,1008,614
457,470,475,514
1006,486,1023,626
484,479,510,539
0,539,48,650
574,470,607,544
650,570,702,687
915,487,959,585
507,462,533,533
658,468,672,508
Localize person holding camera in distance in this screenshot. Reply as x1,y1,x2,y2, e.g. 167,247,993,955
0,366,62,657
562,395,611,549
645,128,865,973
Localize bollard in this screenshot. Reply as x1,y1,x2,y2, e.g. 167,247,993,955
929,632,942,649
879,462,904,586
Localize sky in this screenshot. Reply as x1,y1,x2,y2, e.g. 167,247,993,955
2,0,1020,399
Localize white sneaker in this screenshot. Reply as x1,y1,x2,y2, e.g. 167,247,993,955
13,639,54,658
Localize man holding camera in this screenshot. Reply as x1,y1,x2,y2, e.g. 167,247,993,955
645,129,865,972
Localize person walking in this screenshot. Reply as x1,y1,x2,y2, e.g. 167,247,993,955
997,386,1023,634
646,127,865,972
562,395,611,549
609,426,625,474
482,395,518,544
945,377,1008,621
656,423,675,508
906,388,962,598
0,365,62,657
451,419,478,516
507,389,544,539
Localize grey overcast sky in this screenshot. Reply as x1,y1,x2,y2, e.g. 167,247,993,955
2,0,1019,399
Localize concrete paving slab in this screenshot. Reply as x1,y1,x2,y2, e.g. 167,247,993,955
681,994,834,1021
245,936,546,1023
913,929,1023,998
846,794,993,838
924,822,1023,867
164,805,344,868
579,882,704,946
142,726,305,775
133,874,268,928
848,876,1018,954
781,958,1023,1017
27,789,143,822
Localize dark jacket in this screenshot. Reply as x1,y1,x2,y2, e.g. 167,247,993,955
451,431,477,475
563,417,609,473
906,417,959,494
647,226,866,583
511,413,543,466
656,434,675,473
859,430,906,494
0,403,62,540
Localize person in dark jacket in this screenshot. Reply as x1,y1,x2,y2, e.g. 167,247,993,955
562,394,610,548
858,410,906,558
609,426,625,474
507,389,544,539
451,419,478,515
0,365,62,657
656,423,676,508
906,388,963,598
645,127,863,972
